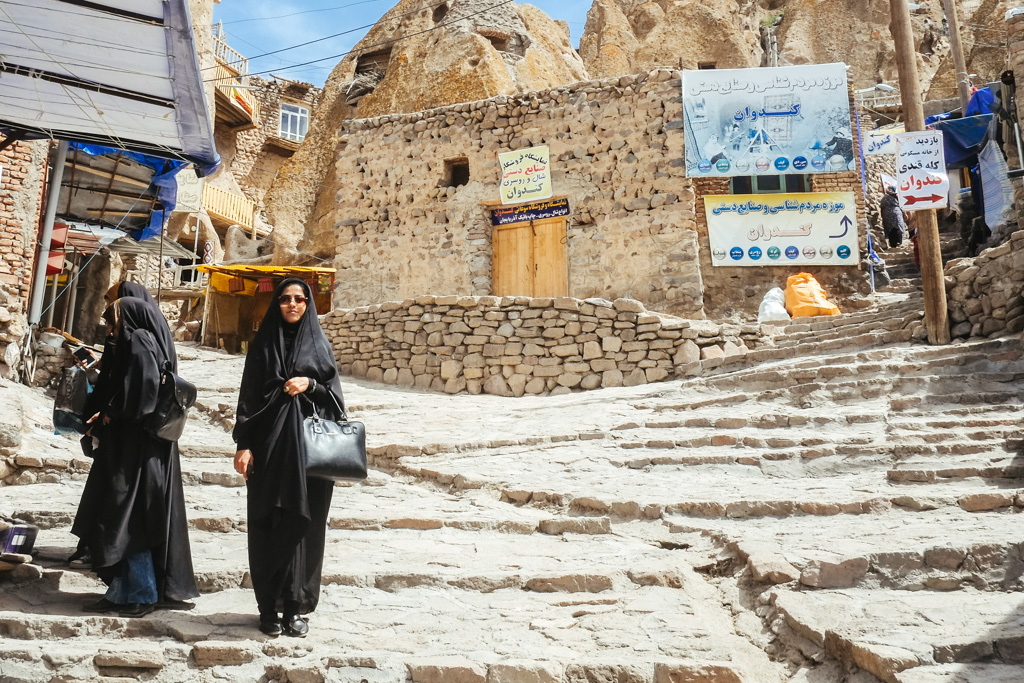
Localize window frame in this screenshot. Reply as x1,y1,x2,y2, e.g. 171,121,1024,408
730,174,810,195
278,101,310,143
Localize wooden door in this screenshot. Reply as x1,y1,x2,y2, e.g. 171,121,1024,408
531,217,568,298
492,223,533,296
492,218,567,297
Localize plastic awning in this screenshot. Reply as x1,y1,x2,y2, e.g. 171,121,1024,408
931,114,994,168
0,0,220,169
197,265,336,297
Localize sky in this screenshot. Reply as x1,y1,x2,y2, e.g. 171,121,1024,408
211,0,593,87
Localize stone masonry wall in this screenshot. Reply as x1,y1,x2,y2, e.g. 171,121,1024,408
325,67,867,320
944,229,1024,340
0,139,47,379
231,77,322,207
322,295,770,397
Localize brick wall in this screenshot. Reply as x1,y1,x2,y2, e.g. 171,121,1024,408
0,139,48,376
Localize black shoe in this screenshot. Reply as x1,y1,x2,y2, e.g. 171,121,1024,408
155,598,195,611
83,597,117,613
119,603,155,618
259,615,282,637
282,614,308,637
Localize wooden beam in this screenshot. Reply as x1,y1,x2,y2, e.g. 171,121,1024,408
85,208,150,217
890,0,950,345
66,162,150,189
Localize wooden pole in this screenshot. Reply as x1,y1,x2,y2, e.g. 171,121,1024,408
940,0,971,113
890,0,950,345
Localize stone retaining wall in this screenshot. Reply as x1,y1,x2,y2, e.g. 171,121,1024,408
323,295,771,396
944,229,1024,339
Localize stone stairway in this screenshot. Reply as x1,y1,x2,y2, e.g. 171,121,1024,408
2,302,1024,681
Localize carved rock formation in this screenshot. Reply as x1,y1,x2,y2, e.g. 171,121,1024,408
580,0,1009,95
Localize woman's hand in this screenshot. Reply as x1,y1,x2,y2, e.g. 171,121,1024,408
234,449,253,480
283,377,310,396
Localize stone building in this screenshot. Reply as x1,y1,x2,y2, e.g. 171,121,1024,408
319,68,867,320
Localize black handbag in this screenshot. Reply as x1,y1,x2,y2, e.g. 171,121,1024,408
144,361,197,442
301,391,367,482
53,366,90,435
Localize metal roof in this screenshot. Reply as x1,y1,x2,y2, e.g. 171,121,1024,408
0,0,219,167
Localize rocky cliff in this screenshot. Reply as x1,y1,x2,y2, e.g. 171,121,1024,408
580,0,1011,95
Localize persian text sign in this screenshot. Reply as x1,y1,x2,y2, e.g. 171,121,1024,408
682,63,851,177
499,145,552,204
491,198,569,225
705,192,859,267
895,131,948,210
173,167,203,213
863,126,903,156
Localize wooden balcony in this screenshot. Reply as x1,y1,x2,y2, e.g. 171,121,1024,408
211,36,260,131
202,183,267,237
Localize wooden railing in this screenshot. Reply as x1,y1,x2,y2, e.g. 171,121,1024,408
209,61,261,124
202,184,258,235
213,34,248,76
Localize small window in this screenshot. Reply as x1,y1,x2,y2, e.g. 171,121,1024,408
432,3,448,23
356,49,391,75
444,158,469,187
486,35,509,52
279,102,309,142
698,62,717,70
730,174,809,194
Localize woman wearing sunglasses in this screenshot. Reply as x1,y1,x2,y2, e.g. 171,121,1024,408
233,278,346,637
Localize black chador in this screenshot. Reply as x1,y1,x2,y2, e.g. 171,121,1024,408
72,297,197,603
234,278,344,617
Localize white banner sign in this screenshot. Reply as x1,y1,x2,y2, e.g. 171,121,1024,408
705,192,860,267
895,131,948,210
173,167,204,213
682,63,852,177
864,126,903,156
498,145,552,205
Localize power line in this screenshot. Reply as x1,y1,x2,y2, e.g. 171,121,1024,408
205,0,516,81
221,0,387,26
205,0,452,68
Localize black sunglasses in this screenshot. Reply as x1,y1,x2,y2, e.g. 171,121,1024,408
278,295,308,305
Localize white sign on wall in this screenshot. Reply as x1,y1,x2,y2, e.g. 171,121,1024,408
173,167,204,213
895,130,948,210
863,126,903,156
681,63,852,177
704,192,859,267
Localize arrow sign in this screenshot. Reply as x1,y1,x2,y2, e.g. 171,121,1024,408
830,214,853,238
903,194,945,206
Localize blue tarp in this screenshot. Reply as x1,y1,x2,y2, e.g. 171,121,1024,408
70,142,186,242
966,87,995,117
930,114,994,168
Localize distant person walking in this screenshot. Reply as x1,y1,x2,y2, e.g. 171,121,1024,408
880,186,908,248
73,296,197,617
233,278,345,638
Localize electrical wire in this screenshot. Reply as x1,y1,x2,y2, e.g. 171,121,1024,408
204,0,516,81
221,0,388,26
204,0,453,68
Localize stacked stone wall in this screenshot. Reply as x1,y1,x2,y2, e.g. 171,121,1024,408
326,68,866,319
945,229,1024,339
322,295,771,397
0,139,47,379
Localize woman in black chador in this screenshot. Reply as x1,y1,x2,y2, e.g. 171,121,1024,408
72,296,197,617
233,278,343,637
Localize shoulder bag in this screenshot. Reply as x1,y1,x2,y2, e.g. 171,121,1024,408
144,361,197,442
302,390,367,482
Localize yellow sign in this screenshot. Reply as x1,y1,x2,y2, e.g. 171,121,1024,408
499,145,552,205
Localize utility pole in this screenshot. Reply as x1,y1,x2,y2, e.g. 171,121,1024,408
890,0,950,344
940,0,971,112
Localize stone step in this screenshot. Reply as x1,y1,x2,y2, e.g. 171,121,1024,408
887,454,1024,483
768,589,1024,682
0,551,787,682
670,506,1024,593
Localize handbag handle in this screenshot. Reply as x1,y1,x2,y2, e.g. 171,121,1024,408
301,386,347,421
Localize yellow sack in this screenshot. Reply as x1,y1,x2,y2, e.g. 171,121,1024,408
784,273,841,317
